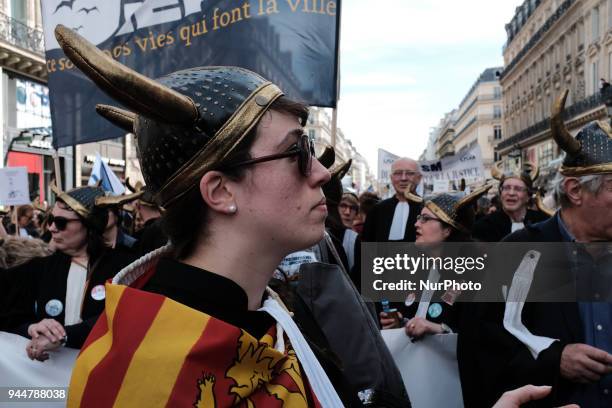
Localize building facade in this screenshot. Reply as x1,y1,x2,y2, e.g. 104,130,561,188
498,0,612,185
0,0,138,204
431,68,503,180
304,107,374,192
0,0,72,203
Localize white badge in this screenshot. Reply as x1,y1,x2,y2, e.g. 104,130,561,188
404,292,416,307
45,299,63,317
90,284,106,301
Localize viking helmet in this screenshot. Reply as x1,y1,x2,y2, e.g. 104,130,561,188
51,184,108,233
55,25,288,208
405,184,493,233
551,89,612,176
490,161,539,191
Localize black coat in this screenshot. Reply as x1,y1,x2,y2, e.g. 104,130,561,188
472,208,549,242
0,249,136,348
362,197,421,242
132,218,168,255
459,216,590,407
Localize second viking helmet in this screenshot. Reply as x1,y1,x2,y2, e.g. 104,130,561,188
551,89,612,176
54,25,286,208
405,184,493,233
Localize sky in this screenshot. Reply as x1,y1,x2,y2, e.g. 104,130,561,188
336,0,521,171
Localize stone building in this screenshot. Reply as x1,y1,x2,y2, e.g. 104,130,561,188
498,0,612,184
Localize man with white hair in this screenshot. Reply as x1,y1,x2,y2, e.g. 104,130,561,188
362,157,422,242
460,90,612,407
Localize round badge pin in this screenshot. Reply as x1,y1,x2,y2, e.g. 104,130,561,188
404,293,416,307
428,303,443,319
91,284,106,301
45,299,63,317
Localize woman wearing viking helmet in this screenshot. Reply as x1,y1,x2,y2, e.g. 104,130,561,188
0,186,139,356
53,25,362,407
379,186,491,337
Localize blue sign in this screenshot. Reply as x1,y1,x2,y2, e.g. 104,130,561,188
42,0,341,148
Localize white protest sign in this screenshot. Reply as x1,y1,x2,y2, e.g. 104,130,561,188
381,329,464,408
419,145,485,187
433,180,449,193
0,167,30,206
378,148,400,199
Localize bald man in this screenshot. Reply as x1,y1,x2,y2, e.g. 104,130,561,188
362,158,423,242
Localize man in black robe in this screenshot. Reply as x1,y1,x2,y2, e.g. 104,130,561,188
362,157,422,242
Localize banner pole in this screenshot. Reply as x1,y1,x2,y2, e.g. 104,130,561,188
331,108,337,148
53,149,62,190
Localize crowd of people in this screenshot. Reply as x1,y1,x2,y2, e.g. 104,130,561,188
0,24,609,408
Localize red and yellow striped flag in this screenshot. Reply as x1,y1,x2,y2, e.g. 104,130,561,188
68,283,320,407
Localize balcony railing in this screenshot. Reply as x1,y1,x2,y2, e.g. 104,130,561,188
497,86,612,150
501,0,576,80
0,12,44,56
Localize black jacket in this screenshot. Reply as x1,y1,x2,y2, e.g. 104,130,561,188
459,216,591,407
362,197,421,242
0,249,136,348
472,208,550,242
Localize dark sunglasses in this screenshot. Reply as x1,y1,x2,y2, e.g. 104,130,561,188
48,214,81,231
220,134,315,176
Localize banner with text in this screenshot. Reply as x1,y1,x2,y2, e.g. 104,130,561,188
419,145,484,191
42,0,341,148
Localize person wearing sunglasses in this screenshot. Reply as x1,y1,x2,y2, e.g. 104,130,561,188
362,157,423,243
56,25,365,407
0,185,138,360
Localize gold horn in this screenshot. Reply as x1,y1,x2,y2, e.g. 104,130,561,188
457,183,493,210
317,145,335,169
404,190,423,203
551,89,581,155
535,190,555,217
333,159,352,180
55,25,198,124
125,177,136,193
490,161,503,180
95,191,145,207
96,104,135,133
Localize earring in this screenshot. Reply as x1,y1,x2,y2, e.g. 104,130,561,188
228,204,237,214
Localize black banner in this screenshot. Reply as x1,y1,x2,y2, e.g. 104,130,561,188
42,0,341,148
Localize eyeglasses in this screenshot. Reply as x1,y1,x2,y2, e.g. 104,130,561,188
220,134,314,177
392,170,419,178
416,214,441,224
48,214,81,231
501,185,528,193
339,203,359,213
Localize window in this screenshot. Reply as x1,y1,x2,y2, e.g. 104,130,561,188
593,7,600,41
308,129,316,140
494,152,500,162
10,0,26,23
538,141,554,167
592,61,600,94
609,0,612,29
494,125,502,140
493,105,502,119
494,87,501,98
609,52,612,80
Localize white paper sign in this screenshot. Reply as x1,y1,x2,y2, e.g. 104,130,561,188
0,332,77,407
381,329,464,408
0,167,30,206
419,145,485,187
433,180,450,193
